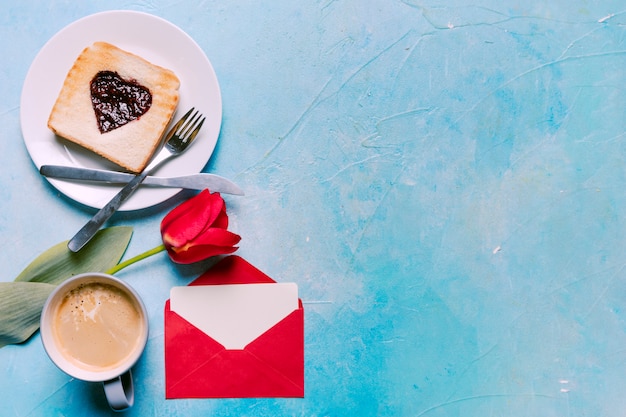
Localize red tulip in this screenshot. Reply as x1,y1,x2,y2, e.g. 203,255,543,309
160,190,241,264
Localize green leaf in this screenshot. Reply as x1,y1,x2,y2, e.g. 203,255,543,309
0,282,56,348
1,227,134,347
14,226,133,285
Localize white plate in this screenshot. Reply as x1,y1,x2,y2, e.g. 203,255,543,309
20,10,222,211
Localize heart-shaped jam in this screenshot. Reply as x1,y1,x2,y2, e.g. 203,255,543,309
90,71,152,133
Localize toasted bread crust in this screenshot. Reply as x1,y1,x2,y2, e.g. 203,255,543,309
48,42,180,173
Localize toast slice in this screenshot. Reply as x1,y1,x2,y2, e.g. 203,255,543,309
47,42,180,173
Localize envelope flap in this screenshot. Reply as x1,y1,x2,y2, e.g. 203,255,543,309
170,283,298,349
190,256,276,286
164,300,225,386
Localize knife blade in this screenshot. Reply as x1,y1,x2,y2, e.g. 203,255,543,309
39,165,244,196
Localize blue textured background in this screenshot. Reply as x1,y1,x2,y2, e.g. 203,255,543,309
1,1,626,416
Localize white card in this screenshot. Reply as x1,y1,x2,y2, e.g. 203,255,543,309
170,283,299,349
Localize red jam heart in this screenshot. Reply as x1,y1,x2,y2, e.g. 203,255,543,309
90,71,152,133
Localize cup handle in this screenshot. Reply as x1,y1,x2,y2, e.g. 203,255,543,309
103,369,134,411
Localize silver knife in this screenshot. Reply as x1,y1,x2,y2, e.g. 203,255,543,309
40,165,244,196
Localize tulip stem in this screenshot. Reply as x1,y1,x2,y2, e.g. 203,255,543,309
106,244,166,275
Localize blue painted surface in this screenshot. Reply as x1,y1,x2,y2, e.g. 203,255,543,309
1,1,626,415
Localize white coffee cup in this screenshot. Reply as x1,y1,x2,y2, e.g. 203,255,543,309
40,273,148,411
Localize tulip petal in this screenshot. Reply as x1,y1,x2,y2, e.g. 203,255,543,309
161,191,217,238
167,244,239,264
212,205,229,230
161,190,225,247
187,227,241,248
165,229,241,264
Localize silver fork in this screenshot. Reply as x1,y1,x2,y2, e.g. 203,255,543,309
68,108,205,252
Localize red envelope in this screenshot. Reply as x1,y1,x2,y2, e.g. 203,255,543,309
164,255,304,398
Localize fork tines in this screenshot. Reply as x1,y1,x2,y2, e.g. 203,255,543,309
180,111,205,144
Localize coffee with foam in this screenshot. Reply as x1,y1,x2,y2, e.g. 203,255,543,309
41,273,148,411
52,282,144,370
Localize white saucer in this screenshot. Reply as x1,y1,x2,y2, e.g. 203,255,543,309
20,10,222,211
